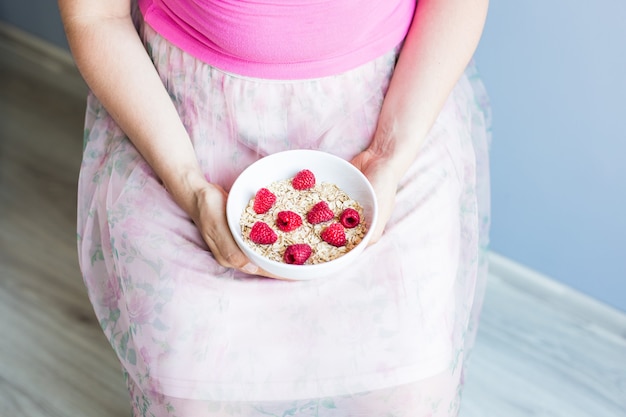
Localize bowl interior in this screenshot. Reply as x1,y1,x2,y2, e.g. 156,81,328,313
226,150,377,280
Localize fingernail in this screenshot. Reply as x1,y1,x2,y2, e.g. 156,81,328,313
242,263,258,275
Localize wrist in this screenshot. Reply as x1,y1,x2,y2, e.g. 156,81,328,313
367,118,427,182
366,140,411,185
163,167,211,217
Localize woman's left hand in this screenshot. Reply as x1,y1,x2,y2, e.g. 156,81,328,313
350,149,400,245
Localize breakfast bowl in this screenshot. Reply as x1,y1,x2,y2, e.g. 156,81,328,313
226,150,378,280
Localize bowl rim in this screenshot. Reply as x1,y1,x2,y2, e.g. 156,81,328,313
226,150,378,279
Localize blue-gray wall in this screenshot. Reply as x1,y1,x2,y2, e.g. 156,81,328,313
2,0,625,312
475,1,626,312
0,0,68,49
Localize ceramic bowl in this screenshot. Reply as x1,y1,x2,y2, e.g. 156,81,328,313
226,150,378,280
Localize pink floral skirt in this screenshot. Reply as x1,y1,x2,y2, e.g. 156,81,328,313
77,15,491,417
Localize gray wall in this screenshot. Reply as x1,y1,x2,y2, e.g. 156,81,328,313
0,0,69,49
2,0,625,312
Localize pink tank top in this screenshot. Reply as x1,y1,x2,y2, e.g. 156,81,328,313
138,0,415,79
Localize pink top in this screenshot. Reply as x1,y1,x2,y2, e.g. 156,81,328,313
138,0,415,79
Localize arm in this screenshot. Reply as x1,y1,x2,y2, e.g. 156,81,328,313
352,0,489,242
59,0,261,274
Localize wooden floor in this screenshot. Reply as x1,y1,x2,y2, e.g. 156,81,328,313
1,26,625,417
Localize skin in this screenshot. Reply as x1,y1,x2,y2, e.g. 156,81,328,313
58,0,489,279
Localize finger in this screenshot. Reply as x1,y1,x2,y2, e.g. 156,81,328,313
367,226,385,246
242,262,259,274
204,228,280,279
241,262,289,280
256,267,298,280
201,221,247,267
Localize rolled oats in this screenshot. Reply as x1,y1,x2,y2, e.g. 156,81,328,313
240,178,367,265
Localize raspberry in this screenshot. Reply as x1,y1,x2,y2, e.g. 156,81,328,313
291,169,316,190
283,243,312,265
320,223,347,247
253,188,276,214
339,208,361,228
276,210,303,232
307,201,335,224
249,221,277,244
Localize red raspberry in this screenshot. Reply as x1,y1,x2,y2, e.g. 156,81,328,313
320,223,347,247
253,188,276,214
249,221,277,245
291,169,316,190
339,208,361,228
276,210,303,232
283,243,312,265
306,201,335,224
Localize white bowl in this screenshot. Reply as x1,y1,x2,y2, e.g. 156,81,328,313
226,150,378,280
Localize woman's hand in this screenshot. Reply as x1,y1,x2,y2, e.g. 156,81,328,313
351,149,400,245
189,183,248,270
350,0,489,246
182,179,279,278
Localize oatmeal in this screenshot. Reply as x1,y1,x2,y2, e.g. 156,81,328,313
240,171,367,265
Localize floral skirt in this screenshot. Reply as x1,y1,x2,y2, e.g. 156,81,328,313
77,14,491,417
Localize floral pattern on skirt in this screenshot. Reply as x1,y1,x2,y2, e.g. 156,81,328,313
76,13,491,417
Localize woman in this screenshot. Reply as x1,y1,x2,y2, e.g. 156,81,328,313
58,0,491,415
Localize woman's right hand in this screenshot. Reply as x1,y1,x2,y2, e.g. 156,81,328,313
184,179,280,279
189,183,251,271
